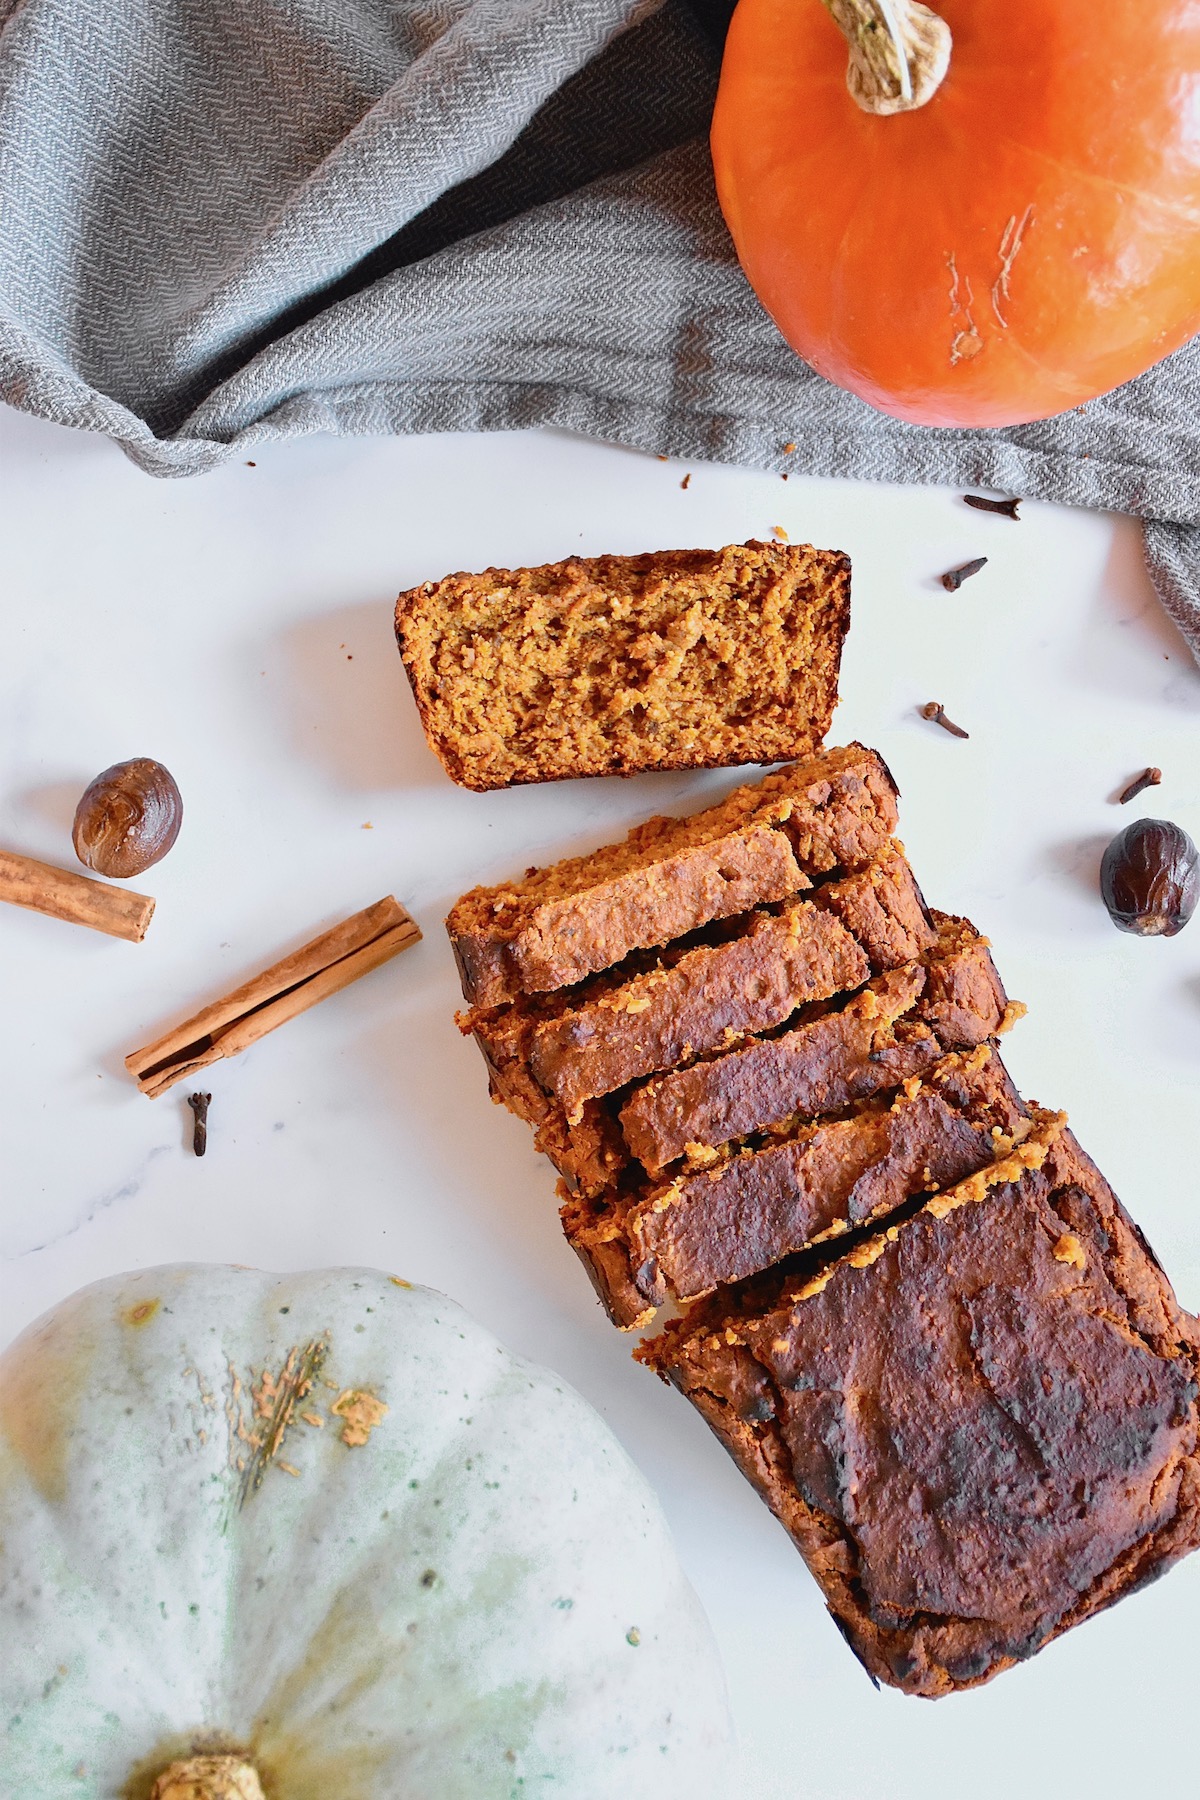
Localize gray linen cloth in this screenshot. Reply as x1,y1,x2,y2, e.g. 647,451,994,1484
1,0,1198,660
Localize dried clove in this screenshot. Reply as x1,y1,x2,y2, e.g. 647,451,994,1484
1117,767,1162,805
921,702,970,739
1100,819,1198,938
940,556,988,592
963,494,1021,519
188,1091,212,1157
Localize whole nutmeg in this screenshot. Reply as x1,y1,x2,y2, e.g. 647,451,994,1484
72,758,183,878
1099,817,1198,938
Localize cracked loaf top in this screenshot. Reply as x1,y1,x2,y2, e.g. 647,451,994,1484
643,1124,1200,1696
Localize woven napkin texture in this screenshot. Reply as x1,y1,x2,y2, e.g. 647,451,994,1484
1,0,1198,660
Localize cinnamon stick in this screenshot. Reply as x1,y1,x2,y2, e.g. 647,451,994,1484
0,848,155,942
126,896,421,1096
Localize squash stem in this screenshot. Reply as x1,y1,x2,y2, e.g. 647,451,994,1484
818,0,951,114
150,1756,265,1800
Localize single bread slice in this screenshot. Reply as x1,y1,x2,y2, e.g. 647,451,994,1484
565,1044,1027,1328
396,541,850,791
813,842,936,971
447,742,898,1005
639,1122,1200,1696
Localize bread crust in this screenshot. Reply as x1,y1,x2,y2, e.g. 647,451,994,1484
618,914,1009,1175
446,743,899,1005
566,1044,1026,1325
526,902,869,1118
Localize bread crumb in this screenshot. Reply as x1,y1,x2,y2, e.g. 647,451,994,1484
684,1140,720,1166
1052,1233,1086,1269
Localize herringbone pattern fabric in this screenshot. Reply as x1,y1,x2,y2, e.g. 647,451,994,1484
1,0,1197,658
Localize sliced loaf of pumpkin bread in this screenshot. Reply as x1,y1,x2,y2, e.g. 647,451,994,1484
447,742,1200,1696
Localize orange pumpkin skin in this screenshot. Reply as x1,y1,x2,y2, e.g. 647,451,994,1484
712,0,1200,427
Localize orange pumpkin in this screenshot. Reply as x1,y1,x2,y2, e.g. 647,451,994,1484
712,0,1200,427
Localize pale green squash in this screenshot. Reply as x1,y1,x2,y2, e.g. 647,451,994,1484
0,1265,732,1799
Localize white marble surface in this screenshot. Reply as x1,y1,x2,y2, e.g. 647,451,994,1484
2,402,1198,1799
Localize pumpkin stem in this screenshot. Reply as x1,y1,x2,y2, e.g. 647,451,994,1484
150,1756,265,1800
819,0,951,114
